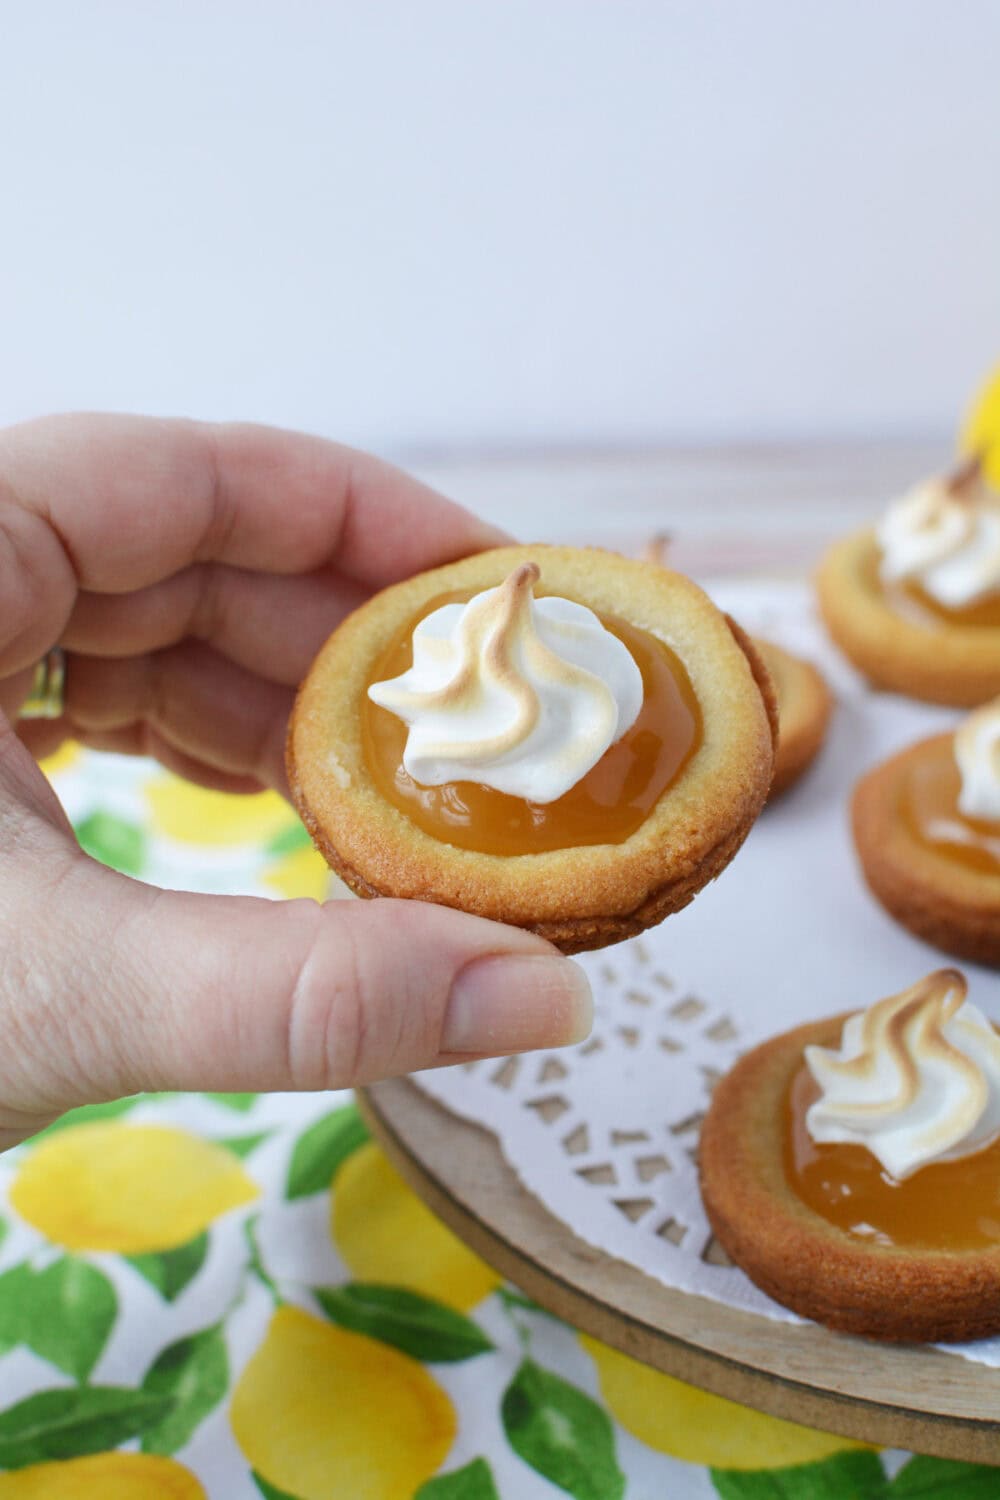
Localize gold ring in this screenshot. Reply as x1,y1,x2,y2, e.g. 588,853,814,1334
22,648,66,720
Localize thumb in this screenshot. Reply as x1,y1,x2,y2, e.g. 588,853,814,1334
0,722,592,1140
61,881,593,1098
0,753,593,1139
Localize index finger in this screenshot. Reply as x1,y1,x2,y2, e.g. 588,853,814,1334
0,412,507,672
1,413,507,590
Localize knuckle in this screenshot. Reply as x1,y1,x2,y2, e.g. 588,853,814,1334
188,563,228,644
0,500,72,668
284,905,371,1090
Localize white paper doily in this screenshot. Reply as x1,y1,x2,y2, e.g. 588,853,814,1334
414,579,1000,1368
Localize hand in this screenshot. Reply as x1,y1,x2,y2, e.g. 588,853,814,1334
0,414,592,1148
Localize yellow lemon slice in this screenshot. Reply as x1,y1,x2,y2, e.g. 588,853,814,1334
144,777,295,847
580,1335,870,1469
332,1142,499,1312
11,1123,258,1253
232,1305,455,1500
0,1453,206,1498
960,363,1000,488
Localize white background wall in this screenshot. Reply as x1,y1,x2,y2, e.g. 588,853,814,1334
1,1,998,455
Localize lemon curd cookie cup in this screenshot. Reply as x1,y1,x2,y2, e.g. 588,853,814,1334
751,640,832,799
700,969,1000,1343
640,536,832,800
817,458,1000,707
852,697,1000,966
287,545,776,954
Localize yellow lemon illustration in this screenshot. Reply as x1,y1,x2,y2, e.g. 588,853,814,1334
232,1305,455,1500
39,741,82,779
332,1142,499,1311
263,843,333,901
961,363,1000,487
580,1335,870,1469
0,1453,206,1498
145,776,296,847
11,1123,258,1253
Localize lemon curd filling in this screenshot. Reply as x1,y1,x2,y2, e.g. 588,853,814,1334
784,1062,1000,1251
901,739,1000,878
869,549,1000,631
362,591,702,855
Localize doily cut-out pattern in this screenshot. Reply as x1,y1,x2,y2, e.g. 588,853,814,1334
414,580,1000,1368
418,936,754,1307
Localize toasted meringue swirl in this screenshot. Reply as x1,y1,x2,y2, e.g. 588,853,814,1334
877,460,1000,609
367,563,644,802
804,969,1000,1179
955,696,1000,822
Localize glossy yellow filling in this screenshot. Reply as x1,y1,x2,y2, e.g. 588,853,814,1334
785,1062,1000,1250
362,593,701,855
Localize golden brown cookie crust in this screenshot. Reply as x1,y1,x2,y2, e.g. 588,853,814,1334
700,1012,1000,1342
287,545,776,954
852,735,1000,967
753,639,832,798
817,529,1000,707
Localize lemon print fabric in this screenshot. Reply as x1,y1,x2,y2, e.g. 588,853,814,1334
962,362,1000,487
331,1141,500,1311
261,838,333,901
39,741,82,780
0,1454,206,1499
142,770,333,901
10,1122,258,1253
580,1334,868,1470
143,778,295,847
8,746,993,1497
231,1306,456,1500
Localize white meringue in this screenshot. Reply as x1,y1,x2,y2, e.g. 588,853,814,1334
877,463,1000,609
805,970,1000,1180
367,562,644,802
955,697,1000,822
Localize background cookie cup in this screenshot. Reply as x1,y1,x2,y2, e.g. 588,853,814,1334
852,736,1000,966
699,1014,1000,1343
287,545,777,954
817,531,1000,707
752,639,832,798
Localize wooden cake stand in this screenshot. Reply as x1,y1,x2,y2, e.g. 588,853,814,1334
362,1077,1000,1464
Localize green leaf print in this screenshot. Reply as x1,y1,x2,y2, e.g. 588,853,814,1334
501,1358,625,1500
252,1473,301,1500
244,1215,280,1299
140,1324,229,1455
0,1265,27,1356
416,1457,501,1498
0,1387,173,1467
0,1258,117,1382
711,1450,888,1499
285,1103,370,1198
30,1258,117,1383
218,1130,272,1159
33,1095,143,1140
126,1230,209,1301
75,809,145,875
315,1283,493,1363
888,1456,1000,1496
266,822,314,857
204,1092,259,1112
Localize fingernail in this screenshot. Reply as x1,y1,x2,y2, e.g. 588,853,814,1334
443,954,593,1055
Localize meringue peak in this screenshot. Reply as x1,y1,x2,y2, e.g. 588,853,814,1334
367,564,644,803
877,463,1000,608
805,969,1000,1180
955,695,1000,822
